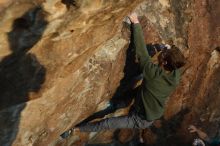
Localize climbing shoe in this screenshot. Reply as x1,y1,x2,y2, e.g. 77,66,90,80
60,128,73,139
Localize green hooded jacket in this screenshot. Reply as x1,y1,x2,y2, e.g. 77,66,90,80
132,23,181,121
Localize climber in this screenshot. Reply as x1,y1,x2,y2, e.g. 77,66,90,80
189,125,220,146
60,12,186,139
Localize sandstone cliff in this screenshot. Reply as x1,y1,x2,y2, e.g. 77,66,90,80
0,0,219,146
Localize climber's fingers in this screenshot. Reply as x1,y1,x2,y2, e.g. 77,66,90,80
128,12,139,24
188,125,197,133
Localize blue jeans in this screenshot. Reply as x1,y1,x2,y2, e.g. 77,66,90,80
78,110,153,132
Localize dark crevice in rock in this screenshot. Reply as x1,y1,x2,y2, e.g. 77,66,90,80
61,0,80,9
76,24,140,126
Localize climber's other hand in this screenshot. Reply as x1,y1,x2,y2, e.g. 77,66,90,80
188,125,198,133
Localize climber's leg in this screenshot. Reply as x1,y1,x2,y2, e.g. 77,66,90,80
78,111,153,132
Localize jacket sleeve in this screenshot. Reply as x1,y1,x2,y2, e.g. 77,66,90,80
132,23,161,79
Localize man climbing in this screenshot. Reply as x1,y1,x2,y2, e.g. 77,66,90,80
60,12,186,139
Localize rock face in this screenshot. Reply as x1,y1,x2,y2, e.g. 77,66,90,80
0,0,219,146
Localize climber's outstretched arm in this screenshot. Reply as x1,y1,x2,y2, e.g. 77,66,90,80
128,13,161,80
128,13,151,70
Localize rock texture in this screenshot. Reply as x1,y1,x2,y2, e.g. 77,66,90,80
0,0,219,146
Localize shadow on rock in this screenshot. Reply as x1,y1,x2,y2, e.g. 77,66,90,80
147,108,191,146
0,6,48,146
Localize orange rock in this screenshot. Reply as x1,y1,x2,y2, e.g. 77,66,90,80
0,0,219,146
